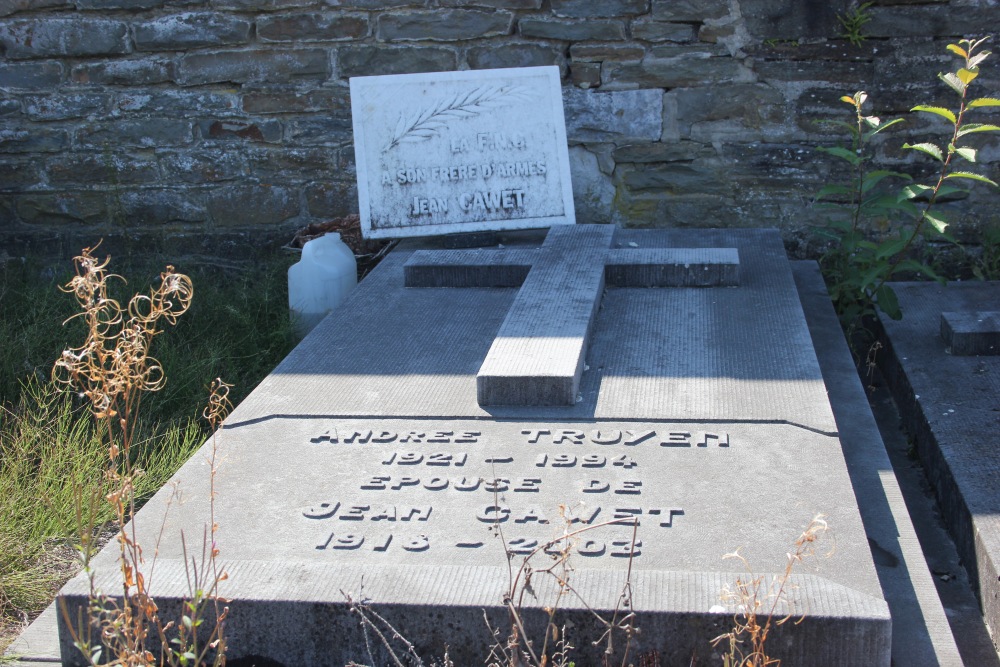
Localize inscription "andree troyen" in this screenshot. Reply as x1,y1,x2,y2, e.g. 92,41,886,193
311,427,731,448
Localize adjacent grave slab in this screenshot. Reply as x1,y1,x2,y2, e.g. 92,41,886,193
876,281,1000,644
350,66,575,238
55,228,891,666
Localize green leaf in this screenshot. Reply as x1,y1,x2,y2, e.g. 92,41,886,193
954,146,977,162
860,264,887,290
911,105,956,123
861,169,910,193
939,72,966,95
922,210,949,234
969,51,990,69
817,145,862,165
896,259,942,281
903,142,944,161
900,183,935,200
816,184,853,198
182,615,193,630
957,67,979,85
956,123,1000,137
968,97,1000,109
935,184,966,198
865,117,905,138
945,171,999,187
875,237,908,259
946,43,968,58
876,284,902,320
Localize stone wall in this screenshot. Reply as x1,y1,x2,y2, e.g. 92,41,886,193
0,0,998,259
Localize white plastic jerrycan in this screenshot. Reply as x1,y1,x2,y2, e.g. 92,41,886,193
288,232,357,339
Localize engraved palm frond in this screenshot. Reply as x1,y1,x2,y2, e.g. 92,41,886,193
383,84,534,152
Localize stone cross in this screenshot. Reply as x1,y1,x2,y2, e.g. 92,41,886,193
404,224,739,406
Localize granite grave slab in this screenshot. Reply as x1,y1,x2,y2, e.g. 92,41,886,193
350,66,575,239
876,281,1000,644
53,228,892,666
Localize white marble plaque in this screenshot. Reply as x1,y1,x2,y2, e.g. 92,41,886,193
350,66,576,239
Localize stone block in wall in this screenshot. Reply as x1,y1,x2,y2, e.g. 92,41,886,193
568,145,615,224
198,119,283,143
257,12,369,42
519,18,625,41
650,0,728,21
134,13,252,51
619,161,732,195
325,0,416,8
177,49,329,86
754,58,874,84
612,140,714,163
0,127,67,153
0,62,63,89
72,59,172,86
0,0,65,18
631,20,697,43
721,143,834,189
746,40,880,63
247,147,336,181
287,116,353,145
467,43,565,72
337,45,457,77
866,5,1000,38
160,150,248,184
16,191,109,225
213,0,315,9
45,153,161,186
0,159,43,191
551,0,648,18
672,83,784,136
440,0,541,8
76,0,164,9
243,88,351,115
377,10,513,42
563,88,662,142
603,51,753,89
120,189,207,225
0,99,20,115
740,0,846,41
305,181,358,219
112,90,240,116
75,119,194,149
0,18,129,59
570,62,601,88
569,43,645,63
24,94,108,121
207,184,300,226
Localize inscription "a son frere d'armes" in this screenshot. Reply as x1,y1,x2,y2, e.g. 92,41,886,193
379,131,547,218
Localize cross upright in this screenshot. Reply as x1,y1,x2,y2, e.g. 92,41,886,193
404,224,740,407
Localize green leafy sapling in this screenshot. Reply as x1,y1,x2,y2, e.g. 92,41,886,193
817,37,999,327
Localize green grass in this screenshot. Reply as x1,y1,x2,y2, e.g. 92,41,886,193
0,249,299,649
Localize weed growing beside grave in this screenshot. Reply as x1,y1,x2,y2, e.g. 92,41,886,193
815,37,1000,331
713,515,830,667
47,247,232,666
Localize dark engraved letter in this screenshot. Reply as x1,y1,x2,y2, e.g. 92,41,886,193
303,501,340,519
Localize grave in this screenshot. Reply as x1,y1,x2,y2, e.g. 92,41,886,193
46,66,896,666
875,281,1000,643
50,227,893,666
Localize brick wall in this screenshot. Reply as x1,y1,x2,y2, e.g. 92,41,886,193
0,0,998,259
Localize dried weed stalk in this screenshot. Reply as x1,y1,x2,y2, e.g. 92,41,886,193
712,515,830,667
53,245,231,666
485,502,642,667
